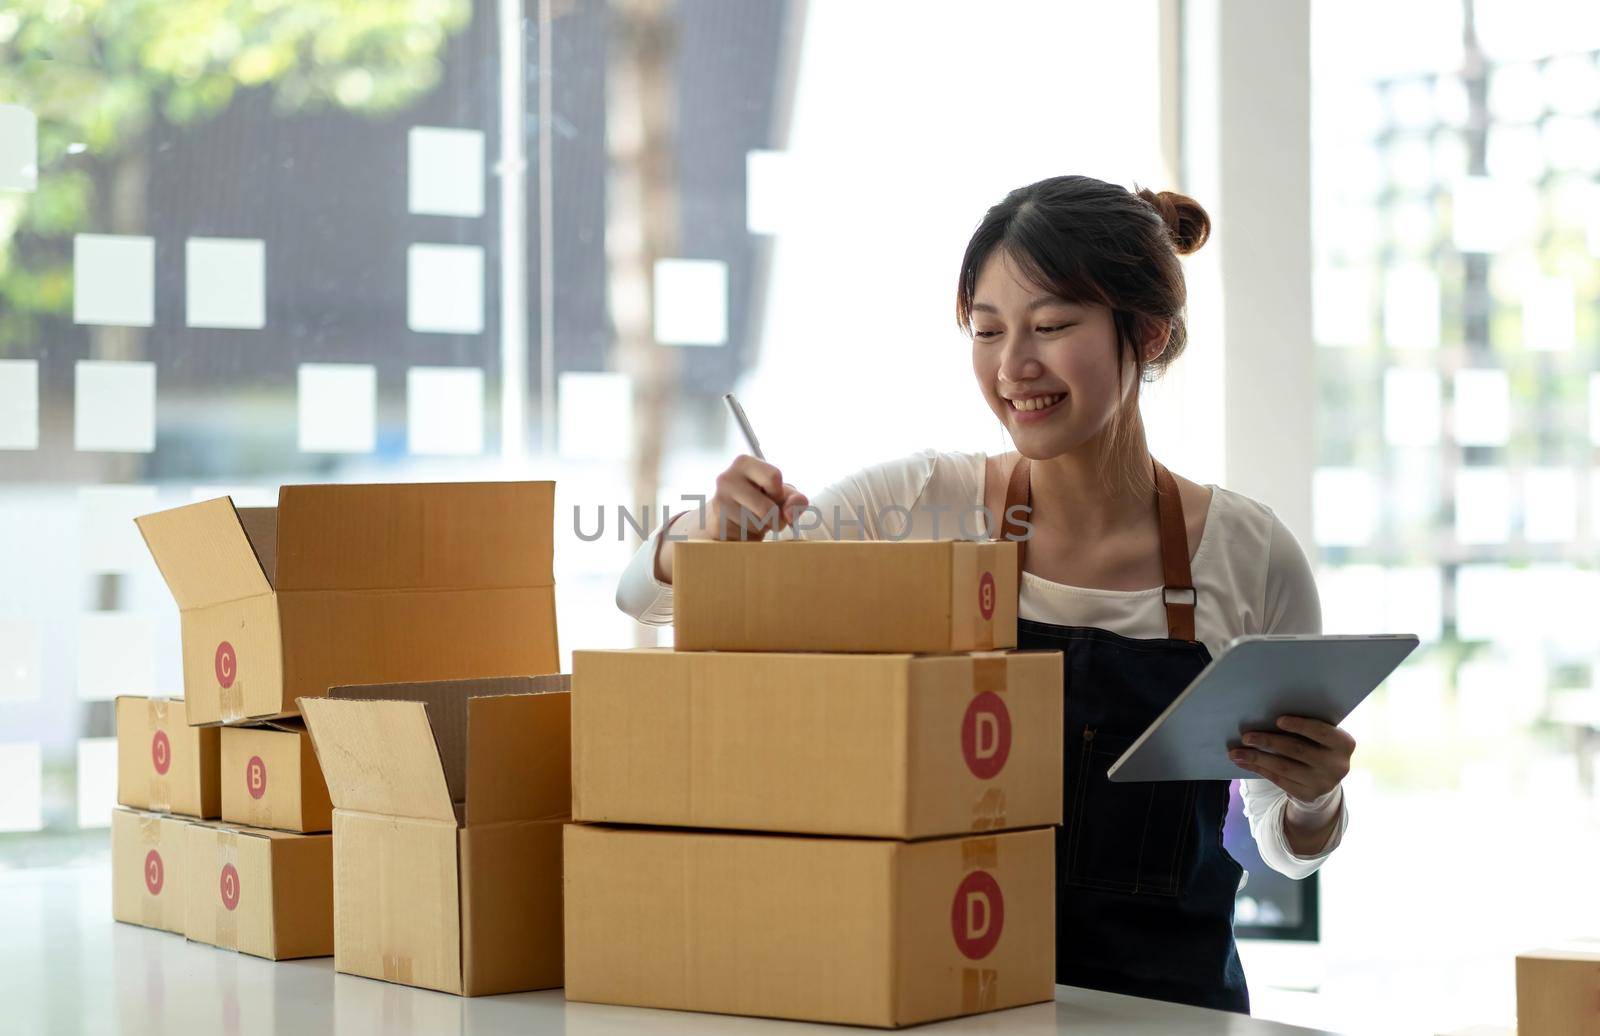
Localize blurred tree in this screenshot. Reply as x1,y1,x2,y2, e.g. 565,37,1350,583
0,0,472,356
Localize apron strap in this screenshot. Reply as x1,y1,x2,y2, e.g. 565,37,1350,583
995,454,1198,642
1152,459,1197,642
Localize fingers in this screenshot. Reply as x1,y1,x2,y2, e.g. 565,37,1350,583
1275,716,1356,753
1238,731,1325,766
730,454,783,498
1230,752,1323,801
717,478,783,538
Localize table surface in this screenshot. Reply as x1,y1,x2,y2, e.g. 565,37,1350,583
0,865,1342,1035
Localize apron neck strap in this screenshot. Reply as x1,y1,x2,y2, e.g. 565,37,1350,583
997,455,1197,642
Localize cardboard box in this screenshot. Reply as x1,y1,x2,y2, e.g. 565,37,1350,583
220,720,333,833
134,481,559,725
183,821,333,959
1517,947,1600,1035
564,824,1054,1028
111,808,189,934
673,539,1018,653
116,696,220,818
572,648,1062,838
299,675,571,996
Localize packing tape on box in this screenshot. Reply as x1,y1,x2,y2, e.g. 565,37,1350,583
220,683,245,724
215,829,239,952
961,968,1000,1013
961,836,999,872
146,699,171,813
969,657,1009,831
139,815,165,929
382,955,414,985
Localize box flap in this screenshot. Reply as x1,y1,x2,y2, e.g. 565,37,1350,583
272,482,555,592
298,697,456,823
235,507,278,585
135,497,274,610
466,689,571,825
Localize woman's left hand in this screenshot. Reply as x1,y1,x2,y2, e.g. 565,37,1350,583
1228,715,1354,805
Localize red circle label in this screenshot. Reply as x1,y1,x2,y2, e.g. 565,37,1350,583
150,730,172,776
951,870,1005,960
961,691,1012,779
977,571,996,620
214,641,237,689
247,755,267,800
144,850,164,895
219,863,240,911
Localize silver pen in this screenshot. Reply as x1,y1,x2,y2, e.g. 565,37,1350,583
723,393,799,540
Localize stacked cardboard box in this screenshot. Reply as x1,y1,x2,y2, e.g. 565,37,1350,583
567,539,1063,1028
117,481,561,965
300,675,570,996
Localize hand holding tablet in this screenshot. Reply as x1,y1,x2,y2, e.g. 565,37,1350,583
1106,633,1420,783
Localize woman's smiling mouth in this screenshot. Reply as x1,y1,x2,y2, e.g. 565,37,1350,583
1007,392,1067,420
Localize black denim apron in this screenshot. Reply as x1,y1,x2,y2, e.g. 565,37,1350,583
1000,456,1250,1014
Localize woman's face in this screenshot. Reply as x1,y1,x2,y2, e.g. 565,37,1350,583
969,250,1133,459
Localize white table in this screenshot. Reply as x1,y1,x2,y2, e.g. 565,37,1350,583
0,866,1339,1034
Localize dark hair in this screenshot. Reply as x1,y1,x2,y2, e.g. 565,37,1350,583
955,175,1211,382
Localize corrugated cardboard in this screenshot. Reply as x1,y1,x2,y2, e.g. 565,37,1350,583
111,808,189,934
115,696,221,818
564,824,1054,1028
135,481,560,725
1517,947,1600,1035
298,674,571,996
220,720,332,832
673,539,1019,653
572,648,1062,838
183,821,333,960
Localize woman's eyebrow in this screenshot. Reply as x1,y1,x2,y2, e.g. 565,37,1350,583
970,296,1072,315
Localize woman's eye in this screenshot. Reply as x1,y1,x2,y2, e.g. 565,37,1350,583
1037,322,1075,333
973,329,1002,339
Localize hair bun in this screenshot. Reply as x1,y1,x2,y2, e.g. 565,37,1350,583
1135,187,1211,256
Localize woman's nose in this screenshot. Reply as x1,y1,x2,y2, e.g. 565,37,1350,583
998,341,1042,384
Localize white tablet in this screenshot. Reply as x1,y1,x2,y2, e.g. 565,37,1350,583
1105,633,1420,783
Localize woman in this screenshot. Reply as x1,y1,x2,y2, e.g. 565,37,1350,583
615,174,1352,1015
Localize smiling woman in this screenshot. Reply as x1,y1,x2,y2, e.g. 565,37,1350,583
619,172,1349,1017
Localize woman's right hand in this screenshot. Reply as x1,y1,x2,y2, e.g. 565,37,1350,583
653,454,809,583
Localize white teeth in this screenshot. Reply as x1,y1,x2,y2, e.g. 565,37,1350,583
1010,393,1064,412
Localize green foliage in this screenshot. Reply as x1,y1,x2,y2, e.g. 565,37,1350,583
0,0,472,355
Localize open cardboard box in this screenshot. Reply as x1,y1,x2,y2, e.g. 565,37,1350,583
220,720,332,833
572,648,1062,838
299,674,571,997
672,539,1019,653
565,824,1055,1028
135,481,559,725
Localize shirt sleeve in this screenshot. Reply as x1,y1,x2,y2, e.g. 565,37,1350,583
614,449,942,626
1239,507,1350,880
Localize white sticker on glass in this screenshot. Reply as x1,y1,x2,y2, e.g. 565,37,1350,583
408,126,485,218
297,363,376,453
407,366,484,456
1381,264,1440,350
0,104,37,192
74,360,156,453
1452,368,1510,447
74,234,155,327
1523,468,1577,543
77,612,158,701
746,150,795,235
0,620,41,702
558,371,633,461
1312,468,1378,547
1454,468,1511,545
1521,275,1575,352
653,258,728,346
407,244,484,334
0,359,39,450
0,743,42,832
76,738,118,829
1383,368,1441,447
79,485,161,576
186,237,265,329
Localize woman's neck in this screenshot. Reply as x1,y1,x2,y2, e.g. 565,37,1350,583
1026,417,1154,538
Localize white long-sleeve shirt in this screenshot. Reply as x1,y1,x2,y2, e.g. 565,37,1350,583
616,447,1347,880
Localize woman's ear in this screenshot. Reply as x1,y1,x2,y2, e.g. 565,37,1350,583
1139,318,1173,364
